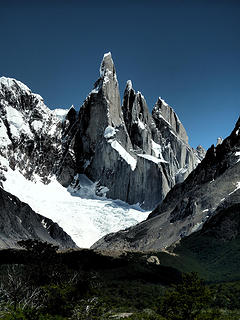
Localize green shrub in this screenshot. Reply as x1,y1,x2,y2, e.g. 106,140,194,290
159,272,211,320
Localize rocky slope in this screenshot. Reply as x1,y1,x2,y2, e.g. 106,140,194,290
92,117,240,251
0,77,75,186
0,186,76,249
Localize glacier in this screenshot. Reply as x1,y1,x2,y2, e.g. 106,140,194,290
1,156,149,248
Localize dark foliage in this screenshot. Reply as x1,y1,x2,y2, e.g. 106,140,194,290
0,243,239,319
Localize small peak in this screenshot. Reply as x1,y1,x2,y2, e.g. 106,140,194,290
153,97,173,115
232,117,240,136
100,52,115,78
66,105,77,122
103,52,112,59
126,80,133,91
196,145,206,160
0,76,31,93
153,97,182,126
216,137,223,146
196,145,205,151
136,91,145,99
158,96,168,107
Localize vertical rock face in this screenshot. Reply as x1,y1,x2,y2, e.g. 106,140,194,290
0,186,76,249
122,82,202,186
122,80,153,154
72,53,135,203
151,99,199,184
98,52,124,127
153,98,188,142
73,53,132,170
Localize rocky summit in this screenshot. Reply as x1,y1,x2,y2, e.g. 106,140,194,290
92,117,240,251
66,53,203,209
0,53,205,247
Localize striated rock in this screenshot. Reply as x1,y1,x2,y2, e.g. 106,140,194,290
91,117,240,251
152,98,200,184
153,97,188,142
122,80,153,154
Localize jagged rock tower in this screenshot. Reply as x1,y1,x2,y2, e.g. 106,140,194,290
68,53,202,209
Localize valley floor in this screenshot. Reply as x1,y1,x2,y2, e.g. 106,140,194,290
0,246,239,320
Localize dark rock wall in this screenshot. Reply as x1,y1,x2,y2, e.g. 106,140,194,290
0,186,76,249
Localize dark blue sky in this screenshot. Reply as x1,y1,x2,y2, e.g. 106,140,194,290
0,0,239,149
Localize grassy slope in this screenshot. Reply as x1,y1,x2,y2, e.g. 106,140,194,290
154,233,240,282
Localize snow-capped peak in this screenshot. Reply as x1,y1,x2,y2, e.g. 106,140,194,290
0,76,31,93
136,91,145,100
216,137,223,146
126,80,133,91
153,97,181,125
103,51,112,59
158,96,168,107
100,52,114,78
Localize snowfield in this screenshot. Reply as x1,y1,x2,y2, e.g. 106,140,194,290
1,157,149,248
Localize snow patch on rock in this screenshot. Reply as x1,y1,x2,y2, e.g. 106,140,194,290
191,222,204,233
137,154,168,164
104,126,117,139
52,108,69,122
6,106,33,139
126,80,133,90
110,140,137,170
235,151,240,163
0,119,11,146
31,120,43,132
158,96,168,107
137,119,145,130
228,182,240,196
0,76,31,93
151,140,167,162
